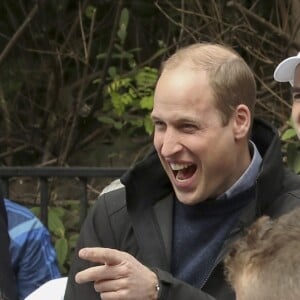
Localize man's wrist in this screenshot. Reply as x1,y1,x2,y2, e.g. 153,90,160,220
155,280,161,299
149,268,163,300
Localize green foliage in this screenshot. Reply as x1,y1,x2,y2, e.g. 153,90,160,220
118,8,129,45
85,5,97,19
55,237,69,270
102,66,158,136
31,203,80,275
93,7,160,137
281,128,298,141
281,120,300,174
286,143,300,174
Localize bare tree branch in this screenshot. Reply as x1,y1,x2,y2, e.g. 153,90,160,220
0,3,39,65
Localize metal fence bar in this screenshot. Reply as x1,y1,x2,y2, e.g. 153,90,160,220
0,167,127,227
39,177,49,226
0,178,9,198
0,167,127,177
79,177,88,226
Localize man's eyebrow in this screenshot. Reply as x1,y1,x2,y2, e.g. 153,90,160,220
292,87,300,93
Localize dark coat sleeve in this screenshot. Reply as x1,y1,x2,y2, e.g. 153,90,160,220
153,268,217,300
64,187,134,300
0,198,18,300
64,193,116,300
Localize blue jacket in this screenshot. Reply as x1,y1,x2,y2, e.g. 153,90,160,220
5,199,61,300
0,197,17,300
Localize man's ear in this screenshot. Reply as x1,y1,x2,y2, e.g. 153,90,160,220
232,104,251,140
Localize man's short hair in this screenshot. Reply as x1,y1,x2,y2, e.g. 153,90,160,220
224,208,300,300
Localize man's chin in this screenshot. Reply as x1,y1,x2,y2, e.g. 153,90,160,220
175,191,203,206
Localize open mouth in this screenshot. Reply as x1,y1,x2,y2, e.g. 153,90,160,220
170,163,197,181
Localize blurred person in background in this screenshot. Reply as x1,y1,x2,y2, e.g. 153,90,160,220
225,207,300,300
4,198,61,300
274,52,300,139
0,197,17,300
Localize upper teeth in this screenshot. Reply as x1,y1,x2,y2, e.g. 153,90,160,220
170,163,191,171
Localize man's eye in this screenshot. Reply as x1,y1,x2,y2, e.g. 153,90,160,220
183,124,194,129
293,93,300,101
153,121,165,128
182,124,197,131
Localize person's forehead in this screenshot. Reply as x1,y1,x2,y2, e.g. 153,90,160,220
294,64,300,78
294,64,300,87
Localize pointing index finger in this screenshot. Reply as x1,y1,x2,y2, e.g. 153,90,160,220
79,247,125,265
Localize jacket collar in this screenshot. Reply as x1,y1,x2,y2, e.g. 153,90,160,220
249,118,284,215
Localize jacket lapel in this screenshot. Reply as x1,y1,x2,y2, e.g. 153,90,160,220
129,196,171,271
153,193,173,268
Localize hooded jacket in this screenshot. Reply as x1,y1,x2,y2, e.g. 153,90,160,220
64,119,300,300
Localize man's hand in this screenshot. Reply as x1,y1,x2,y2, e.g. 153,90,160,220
75,247,159,300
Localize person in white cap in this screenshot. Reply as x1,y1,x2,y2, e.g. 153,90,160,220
274,52,300,139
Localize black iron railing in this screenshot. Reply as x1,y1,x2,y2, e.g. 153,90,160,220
0,167,127,227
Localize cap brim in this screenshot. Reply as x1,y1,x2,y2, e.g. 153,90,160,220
274,56,300,86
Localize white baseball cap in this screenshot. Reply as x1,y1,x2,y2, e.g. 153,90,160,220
273,52,300,86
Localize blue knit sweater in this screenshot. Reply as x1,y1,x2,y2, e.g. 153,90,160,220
171,186,255,287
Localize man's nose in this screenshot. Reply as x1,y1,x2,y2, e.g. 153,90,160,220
160,130,183,157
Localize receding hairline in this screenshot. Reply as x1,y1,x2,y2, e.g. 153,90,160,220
161,43,241,72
